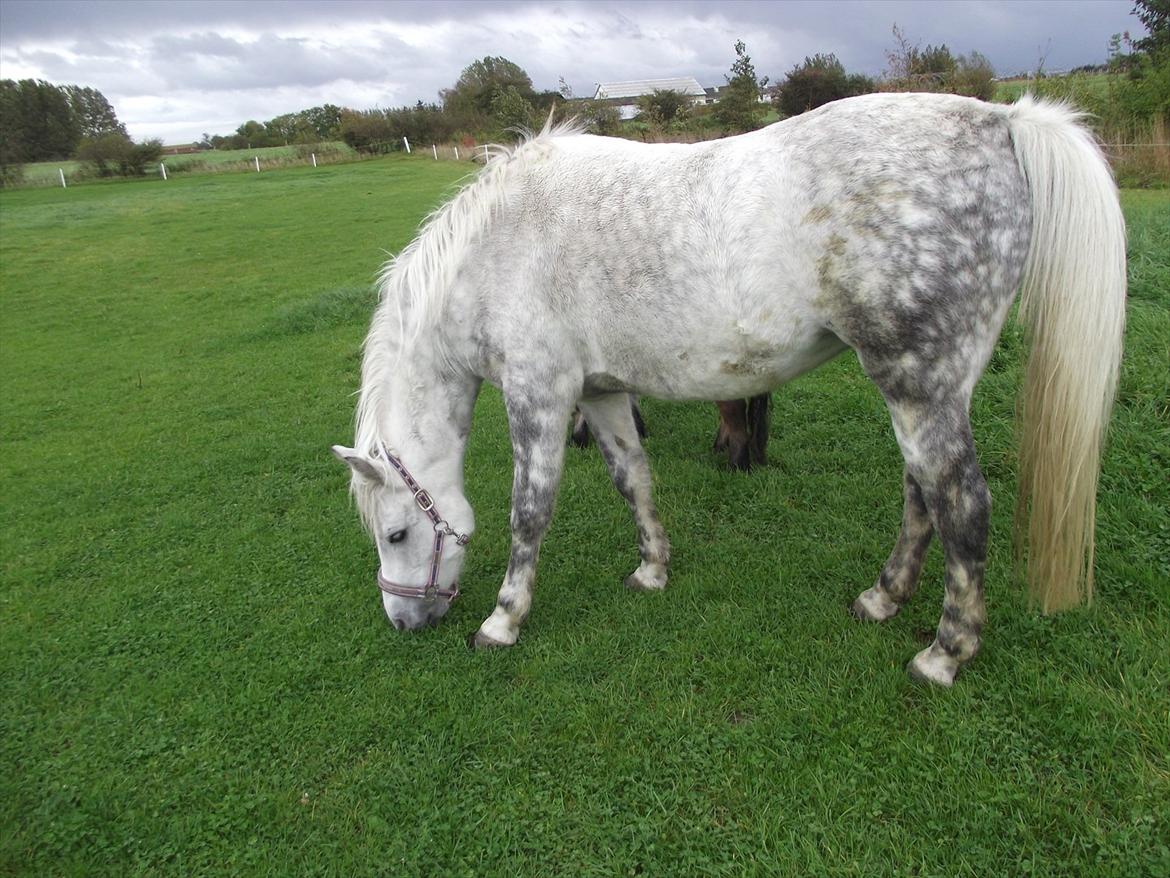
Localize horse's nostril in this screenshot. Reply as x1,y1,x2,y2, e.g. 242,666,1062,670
392,617,405,631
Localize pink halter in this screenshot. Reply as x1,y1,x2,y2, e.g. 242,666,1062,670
373,441,469,603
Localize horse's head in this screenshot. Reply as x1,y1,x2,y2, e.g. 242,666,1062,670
332,444,474,631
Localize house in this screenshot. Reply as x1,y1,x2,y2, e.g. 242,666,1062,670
160,143,203,156
592,77,707,120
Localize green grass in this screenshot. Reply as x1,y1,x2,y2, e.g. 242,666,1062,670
993,72,1114,104
1,158,1167,877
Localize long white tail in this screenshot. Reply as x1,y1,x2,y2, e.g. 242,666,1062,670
1006,95,1127,612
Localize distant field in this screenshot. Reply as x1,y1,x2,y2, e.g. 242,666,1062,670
993,72,1113,103
1,155,1167,876
20,142,360,186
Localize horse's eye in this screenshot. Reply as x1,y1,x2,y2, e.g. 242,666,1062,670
387,529,407,544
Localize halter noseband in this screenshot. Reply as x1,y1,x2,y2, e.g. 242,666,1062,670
373,441,469,604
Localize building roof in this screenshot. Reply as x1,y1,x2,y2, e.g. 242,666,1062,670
593,77,706,101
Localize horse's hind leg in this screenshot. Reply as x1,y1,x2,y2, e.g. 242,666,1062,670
876,399,990,686
852,468,934,621
577,393,670,591
713,400,752,471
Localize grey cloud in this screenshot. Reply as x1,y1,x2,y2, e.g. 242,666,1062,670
0,0,1144,143
144,31,414,91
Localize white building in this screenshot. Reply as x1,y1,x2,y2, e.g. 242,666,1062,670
592,77,707,120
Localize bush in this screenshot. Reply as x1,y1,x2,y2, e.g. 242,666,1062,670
76,134,163,177
778,54,874,117
572,100,622,136
0,160,23,187
636,89,692,129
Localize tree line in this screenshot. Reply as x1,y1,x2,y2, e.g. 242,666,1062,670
0,78,148,183
4,2,1163,186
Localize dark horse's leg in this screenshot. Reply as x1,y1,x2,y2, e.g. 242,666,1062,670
713,394,771,471
746,393,771,466
578,393,669,591
714,400,751,470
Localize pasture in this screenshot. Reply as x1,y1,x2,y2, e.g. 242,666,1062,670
18,142,361,187
1,155,1167,876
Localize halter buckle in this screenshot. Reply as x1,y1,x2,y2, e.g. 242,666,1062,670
413,489,434,512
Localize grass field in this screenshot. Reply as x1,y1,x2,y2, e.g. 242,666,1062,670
1,156,1167,876
19,142,361,186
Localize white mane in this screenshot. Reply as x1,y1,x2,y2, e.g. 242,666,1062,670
352,117,587,470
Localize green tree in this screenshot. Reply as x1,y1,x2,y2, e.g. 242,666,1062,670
714,40,770,131
62,85,126,139
1,79,79,160
636,89,691,128
1132,0,1169,57
0,80,25,184
301,104,343,140
490,85,539,134
778,54,873,117
234,120,271,148
441,56,535,118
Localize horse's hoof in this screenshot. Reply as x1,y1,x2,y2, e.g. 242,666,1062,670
468,629,513,650
851,586,900,622
907,646,958,687
728,445,752,472
624,570,666,592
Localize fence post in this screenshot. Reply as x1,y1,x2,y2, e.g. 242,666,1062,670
432,144,438,160
482,145,489,162
311,152,317,167
159,163,168,181
254,156,260,172
403,137,411,153
58,168,67,188
454,146,459,160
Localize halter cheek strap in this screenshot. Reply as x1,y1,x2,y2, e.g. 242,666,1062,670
373,441,470,604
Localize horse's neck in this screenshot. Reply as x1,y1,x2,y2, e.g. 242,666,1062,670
360,332,477,484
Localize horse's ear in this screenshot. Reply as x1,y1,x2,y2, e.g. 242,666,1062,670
330,445,384,484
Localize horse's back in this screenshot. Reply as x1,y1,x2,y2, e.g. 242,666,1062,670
469,94,1031,400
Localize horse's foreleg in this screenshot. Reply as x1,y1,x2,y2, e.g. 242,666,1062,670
578,393,670,592
473,383,576,649
853,467,934,621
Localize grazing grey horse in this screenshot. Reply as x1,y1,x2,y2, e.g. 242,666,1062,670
332,93,1125,686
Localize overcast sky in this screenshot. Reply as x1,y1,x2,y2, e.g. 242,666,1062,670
0,0,1144,144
